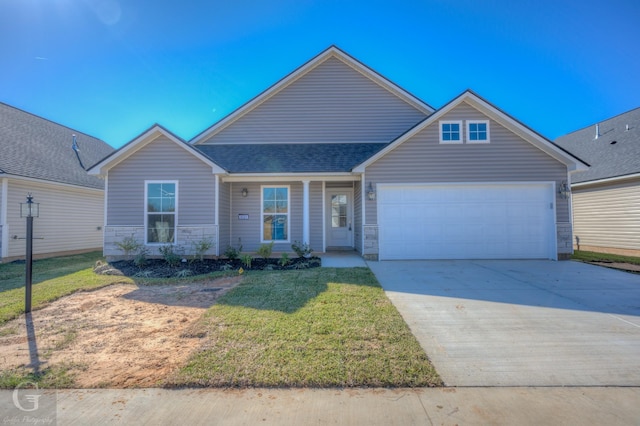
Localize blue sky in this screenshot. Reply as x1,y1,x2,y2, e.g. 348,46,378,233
1,0,638,148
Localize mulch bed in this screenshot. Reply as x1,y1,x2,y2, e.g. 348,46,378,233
95,257,321,278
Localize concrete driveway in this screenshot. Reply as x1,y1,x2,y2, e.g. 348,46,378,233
367,260,640,386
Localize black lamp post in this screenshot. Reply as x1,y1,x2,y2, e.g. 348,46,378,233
20,194,39,313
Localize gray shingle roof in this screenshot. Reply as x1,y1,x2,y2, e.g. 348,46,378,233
0,102,114,189
195,143,388,173
555,107,640,183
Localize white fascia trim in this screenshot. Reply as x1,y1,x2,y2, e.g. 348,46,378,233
220,173,362,183
3,174,104,194
571,172,640,188
88,126,226,176
353,92,588,173
191,47,433,145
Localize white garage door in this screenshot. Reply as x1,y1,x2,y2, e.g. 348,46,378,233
378,183,555,260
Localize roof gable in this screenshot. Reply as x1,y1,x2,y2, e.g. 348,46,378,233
191,46,433,145
87,124,225,176
0,102,114,189
354,90,589,173
555,107,640,183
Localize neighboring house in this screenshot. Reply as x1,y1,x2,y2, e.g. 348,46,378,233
555,107,640,256
88,46,587,261
0,102,114,262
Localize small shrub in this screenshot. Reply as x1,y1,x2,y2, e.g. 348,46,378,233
133,270,153,278
279,252,290,267
175,269,192,278
224,245,242,261
159,244,181,267
133,247,149,268
115,235,142,261
257,242,274,259
240,254,252,269
292,261,310,270
220,264,233,271
192,238,214,262
291,241,313,258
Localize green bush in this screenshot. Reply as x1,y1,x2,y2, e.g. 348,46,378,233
115,235,142,261
291,241,313,258
133,247,149,268
279,252,290,267
192,238,214,262
224,244,242,260
159,244,181,267
241,254,253,268
257,241,274,259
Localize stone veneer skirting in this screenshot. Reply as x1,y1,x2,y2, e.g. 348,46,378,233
362,224,378,261
104,225,218,260
556,222,573,256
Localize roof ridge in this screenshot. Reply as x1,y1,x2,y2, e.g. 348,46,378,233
557,106,640,138
0,100,107,143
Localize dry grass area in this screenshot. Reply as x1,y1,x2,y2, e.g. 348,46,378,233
0,276,242,388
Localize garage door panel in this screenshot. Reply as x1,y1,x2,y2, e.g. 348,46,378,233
378,184,555,260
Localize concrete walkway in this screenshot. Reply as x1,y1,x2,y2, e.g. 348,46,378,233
320,251,368,267
3,387,639,425
368,260,640,387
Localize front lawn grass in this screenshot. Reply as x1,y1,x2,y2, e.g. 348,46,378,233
572,250,640,265
167,268,442,388
0,252,132,325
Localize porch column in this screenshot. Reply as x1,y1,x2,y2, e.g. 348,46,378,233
302,180,310,245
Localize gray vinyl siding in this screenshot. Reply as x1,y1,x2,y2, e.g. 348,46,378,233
6,179,103,259
229,181,323,253
365,102,569,224
572,179,640,250
200,57,427,145
107,137,216,226
218,181,231,253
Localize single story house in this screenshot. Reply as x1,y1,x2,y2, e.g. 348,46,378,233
0,102,114,262
88,46,587,261
555,107,640,256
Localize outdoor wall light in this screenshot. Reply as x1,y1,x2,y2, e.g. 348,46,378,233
367,182,376,201
241,188,248,197
20,193,39,218
558,181,570,199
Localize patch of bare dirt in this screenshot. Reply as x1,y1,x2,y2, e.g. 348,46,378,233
0,276,243,388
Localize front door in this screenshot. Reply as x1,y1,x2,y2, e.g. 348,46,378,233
326,190,353,248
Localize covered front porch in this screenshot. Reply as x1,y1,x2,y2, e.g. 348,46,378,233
217,175,368,257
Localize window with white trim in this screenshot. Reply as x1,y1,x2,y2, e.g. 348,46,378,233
145,181,177,244
467,120,490,143
439,120,463,144
262,186,289,242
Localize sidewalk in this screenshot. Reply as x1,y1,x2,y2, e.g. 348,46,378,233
4,386,638,425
